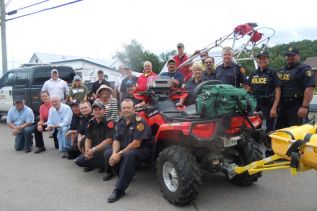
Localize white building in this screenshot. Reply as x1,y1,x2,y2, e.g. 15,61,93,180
29,53,140,82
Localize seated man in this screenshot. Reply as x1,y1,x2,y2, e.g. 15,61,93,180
46,96,73,157
7,96,34,152
103,99,152,203
160,59,184,88
74,101,114,172
136,61,157,91
65,99,82,159
76,101,93,155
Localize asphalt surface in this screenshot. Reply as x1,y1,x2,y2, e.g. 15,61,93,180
0,121,317,211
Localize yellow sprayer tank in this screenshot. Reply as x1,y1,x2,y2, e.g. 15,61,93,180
269,124,317,169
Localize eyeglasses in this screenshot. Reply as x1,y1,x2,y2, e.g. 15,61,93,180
205,62,213,64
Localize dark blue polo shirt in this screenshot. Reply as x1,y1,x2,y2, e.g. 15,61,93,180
160,71,184,88
215,62,247,87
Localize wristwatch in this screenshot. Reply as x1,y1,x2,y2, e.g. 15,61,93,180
119,151,123,155
92,147,96,153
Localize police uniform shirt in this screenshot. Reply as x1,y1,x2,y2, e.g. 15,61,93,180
215,63,247,87
91,79,111,94
85,117,115,147
114,115,151,149
160,71,184,88
78,114,93,135
277,63,315,98
246,67,281,97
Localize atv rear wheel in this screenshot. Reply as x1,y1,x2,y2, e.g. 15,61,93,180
156,145,201,205
227,136,262,186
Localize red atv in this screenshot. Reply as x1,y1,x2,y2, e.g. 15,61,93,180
134,76,263,205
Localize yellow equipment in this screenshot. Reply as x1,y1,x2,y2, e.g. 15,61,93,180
234,124,317,176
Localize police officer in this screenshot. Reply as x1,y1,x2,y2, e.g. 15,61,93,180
74,101,114,172
103,99,152,203
277,47,315,129
246,51,281,156
215,47,247,87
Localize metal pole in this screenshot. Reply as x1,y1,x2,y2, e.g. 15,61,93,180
0,0,8,74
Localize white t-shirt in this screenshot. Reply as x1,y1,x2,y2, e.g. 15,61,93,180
42,78,69,100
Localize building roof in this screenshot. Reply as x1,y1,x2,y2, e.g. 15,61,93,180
304,56,317,70
29,52,121,69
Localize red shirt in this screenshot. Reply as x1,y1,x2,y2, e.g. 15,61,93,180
173,54,192,82
39,103,52,123
136,71,157,91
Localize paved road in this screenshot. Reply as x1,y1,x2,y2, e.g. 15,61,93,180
0,122,316,211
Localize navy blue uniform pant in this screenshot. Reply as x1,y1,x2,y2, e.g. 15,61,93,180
104,147,151,191
75,150,106,169
277,100,308,129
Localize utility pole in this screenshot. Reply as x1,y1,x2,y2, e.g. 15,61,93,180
0,0,8,74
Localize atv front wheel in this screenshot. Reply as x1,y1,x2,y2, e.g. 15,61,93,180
227,136,262,186
156,145,201,205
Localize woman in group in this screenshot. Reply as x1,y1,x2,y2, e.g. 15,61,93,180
69,75,88,103
96,85,119,122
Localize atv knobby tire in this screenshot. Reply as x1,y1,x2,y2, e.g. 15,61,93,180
156,145,201,205
228,136,262,186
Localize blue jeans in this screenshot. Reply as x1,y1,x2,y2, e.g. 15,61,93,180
15,126,34,151
56,126,71,152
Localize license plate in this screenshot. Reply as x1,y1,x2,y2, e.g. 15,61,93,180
223,136,240,147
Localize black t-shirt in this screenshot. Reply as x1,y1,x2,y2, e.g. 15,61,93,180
78,114,93,135
70,114,81,131
215,63,247,87
91,79,111,94
114,115,151,149
85,117,115,146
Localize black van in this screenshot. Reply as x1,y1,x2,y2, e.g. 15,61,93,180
12,65,75,115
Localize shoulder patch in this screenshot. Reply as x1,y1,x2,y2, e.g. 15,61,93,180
107,121,115,129
135,116,142,122
136,123,144,131
305,70,313,77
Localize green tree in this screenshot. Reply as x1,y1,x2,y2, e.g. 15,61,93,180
115,39,164,74
160,50,176,63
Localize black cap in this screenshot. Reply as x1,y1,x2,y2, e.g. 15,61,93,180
92,100,105,109
285,47,300,56
97,70,104,74
256,51,269,58
14,95,24,102
71,99,80,106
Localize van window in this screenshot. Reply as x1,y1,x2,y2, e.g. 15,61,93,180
0,72,14,88
33,67,51,85
33,66,75,85
15,70,29,86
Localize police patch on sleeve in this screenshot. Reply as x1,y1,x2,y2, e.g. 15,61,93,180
136,123,144,131
305,70,313,77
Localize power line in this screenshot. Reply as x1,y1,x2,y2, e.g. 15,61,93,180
7,0,50,14
6,0,83,21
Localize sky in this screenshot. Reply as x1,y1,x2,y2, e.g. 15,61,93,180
2,0,317,72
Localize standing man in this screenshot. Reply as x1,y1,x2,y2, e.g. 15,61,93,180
173,43,192,83
74,101,114,172
136,61,157,91
160,59,184,88
103,99,152,203
42,69,69,102
115,65,126,101
246,51,281,156
91,70,111,99
46,96,73,157
203,57,216,80
277,47,315,128
7,96,34,152
120,66,138,101
215,47,247,87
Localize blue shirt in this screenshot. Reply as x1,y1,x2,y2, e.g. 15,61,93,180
47,103,73,128
160,71,184,88
7,105,34,126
